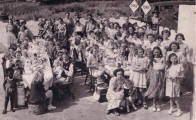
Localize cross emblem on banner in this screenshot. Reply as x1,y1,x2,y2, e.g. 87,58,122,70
141,0,151,15
129,0,139,13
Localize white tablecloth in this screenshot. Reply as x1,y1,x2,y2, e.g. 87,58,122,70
22,40,53,90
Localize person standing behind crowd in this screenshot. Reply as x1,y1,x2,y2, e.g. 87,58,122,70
74,20,85,37
122,17,132,31
5,19,17,48
126,26,135,43
18,26,28,43
13,20,20,38
145,47,165,112
143,34,158,51
132,32,142,47
20,20,34,41
85,15,97,35
63,12,74,39
160,29,172,56
165,53,184,117
175,33,189,61
56,19,67,41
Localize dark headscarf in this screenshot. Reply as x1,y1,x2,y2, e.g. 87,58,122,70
113,68,124,77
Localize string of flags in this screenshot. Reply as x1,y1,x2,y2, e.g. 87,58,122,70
129,0,152,15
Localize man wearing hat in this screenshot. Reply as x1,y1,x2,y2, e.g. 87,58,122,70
151,10,161,35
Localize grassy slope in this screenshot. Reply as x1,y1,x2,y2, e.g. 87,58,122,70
0,1,177,29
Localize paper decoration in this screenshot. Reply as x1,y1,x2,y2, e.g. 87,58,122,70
129,0,139,13
141,0,151,15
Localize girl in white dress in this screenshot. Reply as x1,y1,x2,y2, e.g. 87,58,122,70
130,47,149,109
165,53,184,117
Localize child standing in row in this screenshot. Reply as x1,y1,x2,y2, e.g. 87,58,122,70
165,53,184,116
145,47,165,112
130,47,149,109
2,68,17,114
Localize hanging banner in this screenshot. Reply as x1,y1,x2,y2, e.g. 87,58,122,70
129,0,139,13
141,0,151,15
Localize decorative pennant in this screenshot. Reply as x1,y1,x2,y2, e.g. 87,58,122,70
129,0,139,13
141,0,151,15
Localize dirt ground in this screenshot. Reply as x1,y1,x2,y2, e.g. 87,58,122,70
0,66,192,120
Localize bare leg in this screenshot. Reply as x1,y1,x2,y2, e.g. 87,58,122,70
125,97,130,113
149,98,157,112
45,90,56,111
46,91,53,105
2,94,9,114
10,93,15,112
153,98,156,108
168,97,174,114
173,97,183,116
128,96,137,110
170,98,174,109
174,97,180,110
156,98,161,112
140,88,147,109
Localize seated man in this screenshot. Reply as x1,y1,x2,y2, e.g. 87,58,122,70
53,54,74,84
52,54,75,99
70,36,88,74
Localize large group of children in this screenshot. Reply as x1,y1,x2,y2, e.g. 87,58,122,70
1,12,190,117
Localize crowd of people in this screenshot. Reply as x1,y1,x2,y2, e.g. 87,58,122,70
1,11,190,117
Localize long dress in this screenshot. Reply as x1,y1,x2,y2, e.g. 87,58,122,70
145,58,165,99
106,77,124,111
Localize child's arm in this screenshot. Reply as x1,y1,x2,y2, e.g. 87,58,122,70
176,65,185,82
3,77,7,91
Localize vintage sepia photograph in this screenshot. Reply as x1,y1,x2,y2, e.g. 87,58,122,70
0,0,195,120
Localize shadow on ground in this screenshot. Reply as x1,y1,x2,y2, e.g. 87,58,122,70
50,75,93,113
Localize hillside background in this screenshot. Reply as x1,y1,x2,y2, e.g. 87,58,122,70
0,0,195,29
